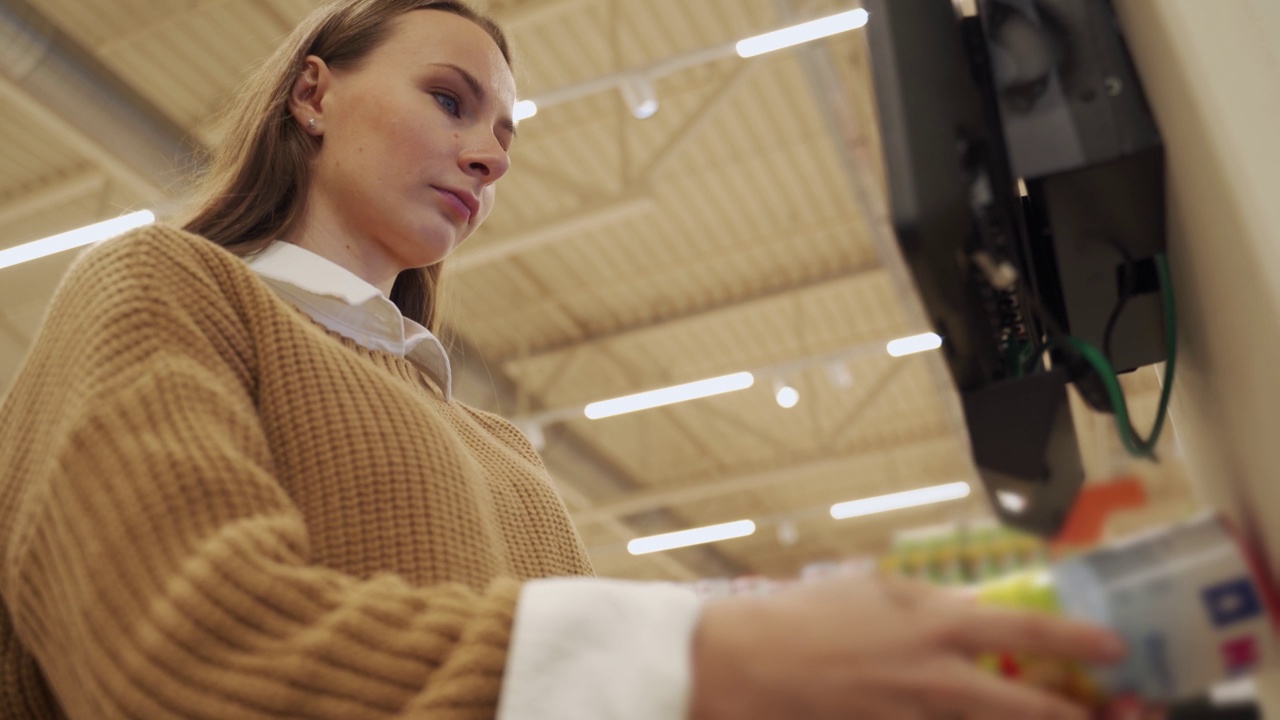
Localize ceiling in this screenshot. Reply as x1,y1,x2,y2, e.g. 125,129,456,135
0,0,1192,582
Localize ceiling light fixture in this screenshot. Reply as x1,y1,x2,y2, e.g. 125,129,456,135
620,75,659,119
627,519,756,555
515,10,874,124
886,332,943,357
736,9,871,58
0,210,156,271
773,378,800,409
830,481,972,520
584,371,754,419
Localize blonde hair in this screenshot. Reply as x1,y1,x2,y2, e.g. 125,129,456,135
182,0,510,332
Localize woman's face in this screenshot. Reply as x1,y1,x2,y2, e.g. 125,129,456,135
295,10,516,279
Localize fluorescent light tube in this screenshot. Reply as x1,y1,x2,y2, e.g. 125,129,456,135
830,481,971,520
736,9,870,58
886,332,942,357
585,371,754,419
628,520,756,555
514,99,538,121
0,210,155,270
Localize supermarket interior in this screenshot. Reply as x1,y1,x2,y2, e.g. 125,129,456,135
0,0,1278,718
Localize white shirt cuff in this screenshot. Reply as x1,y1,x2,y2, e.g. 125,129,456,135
497,577,702,720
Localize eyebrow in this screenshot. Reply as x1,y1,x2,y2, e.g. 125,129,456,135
430,62,517,140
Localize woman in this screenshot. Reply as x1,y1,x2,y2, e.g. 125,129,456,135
0,1,1134,718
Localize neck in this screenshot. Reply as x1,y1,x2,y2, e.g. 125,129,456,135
282,199,401,295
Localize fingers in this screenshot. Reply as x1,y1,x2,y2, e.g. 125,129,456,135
879,574,959,608
933,603,1127,665
1099,695,1166,720
922,658,1092,720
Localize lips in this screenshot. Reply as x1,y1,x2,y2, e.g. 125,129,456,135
433,186,477,221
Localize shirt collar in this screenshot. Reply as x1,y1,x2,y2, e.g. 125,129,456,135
245,241,452,400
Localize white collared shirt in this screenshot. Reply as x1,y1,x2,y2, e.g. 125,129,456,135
246,241,453,400
244,241,701,720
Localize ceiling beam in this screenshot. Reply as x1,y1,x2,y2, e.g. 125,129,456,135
0,169,106,228
0,0,200,204
0,75,159,203
95,0,232,53
569,361,922,528
638,61,760,181
572,431,961,525
450,188,655,272
504,248,882,364
495,0,596,30
818,360,909,450
526,42,740,112
508,157,602,200
452,58,765,275
88,0,586,55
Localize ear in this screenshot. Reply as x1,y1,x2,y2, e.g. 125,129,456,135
289,55,332,135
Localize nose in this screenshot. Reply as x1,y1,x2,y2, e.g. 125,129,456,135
459,132,511,184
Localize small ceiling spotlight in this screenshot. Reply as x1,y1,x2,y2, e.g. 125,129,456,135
773,377,800,409
620,74,660,119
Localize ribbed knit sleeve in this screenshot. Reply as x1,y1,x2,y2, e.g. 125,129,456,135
0,227,519,719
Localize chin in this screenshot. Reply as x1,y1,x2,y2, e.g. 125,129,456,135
398,227,463,269
403,251,452,270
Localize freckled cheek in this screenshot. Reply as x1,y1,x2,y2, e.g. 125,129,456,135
374,121,428,182
387,116,442,161
360,98,417,151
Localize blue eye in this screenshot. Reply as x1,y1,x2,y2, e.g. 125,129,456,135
433,92,461,117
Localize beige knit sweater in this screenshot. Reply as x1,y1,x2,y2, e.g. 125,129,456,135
0,225,594,719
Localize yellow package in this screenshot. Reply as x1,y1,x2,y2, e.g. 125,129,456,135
976,571,1107,708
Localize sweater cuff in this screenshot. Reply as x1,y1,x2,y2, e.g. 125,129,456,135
497,578,702,720
411,577,523,718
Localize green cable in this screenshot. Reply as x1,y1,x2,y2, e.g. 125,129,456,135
1152,253,1178,450
1061,253,1177,458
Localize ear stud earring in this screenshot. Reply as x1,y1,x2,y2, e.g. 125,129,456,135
308,118,318,130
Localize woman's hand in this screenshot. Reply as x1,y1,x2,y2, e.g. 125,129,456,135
689,575,1129,720
1100,695,1167,720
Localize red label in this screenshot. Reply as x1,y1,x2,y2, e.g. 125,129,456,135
1220,636,1260,674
